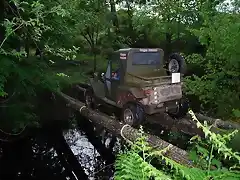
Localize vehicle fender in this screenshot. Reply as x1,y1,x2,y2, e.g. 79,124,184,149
89,78,105,98
124,100,145,110
116,89,145,107
82,82,93,99
129,88,145,99
116,90,136,107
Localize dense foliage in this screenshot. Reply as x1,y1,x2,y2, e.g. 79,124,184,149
184,3,240,119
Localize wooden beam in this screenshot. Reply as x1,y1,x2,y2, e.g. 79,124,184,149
76,85,86,92
53,130,89,180
58,92,192,167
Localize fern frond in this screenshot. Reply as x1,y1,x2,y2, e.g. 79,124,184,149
189,110,240,162
155,151,207,180
114,150,172,180
209,169,240,180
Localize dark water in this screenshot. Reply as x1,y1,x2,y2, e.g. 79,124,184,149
63,127,119,180
0,106,195,180
0,100,203,180
0,124,118,180
0,87,120,180
0,121,183,180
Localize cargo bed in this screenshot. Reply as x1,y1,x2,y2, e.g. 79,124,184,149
125,73,183,87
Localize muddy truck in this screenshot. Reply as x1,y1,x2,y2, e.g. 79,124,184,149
83,48,188,127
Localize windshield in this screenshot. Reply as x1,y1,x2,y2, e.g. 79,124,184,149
132,52,161,65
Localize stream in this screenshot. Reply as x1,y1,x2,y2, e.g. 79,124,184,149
1,116,239,180
1,87,239,179
0,121,190,180
0,125,116,180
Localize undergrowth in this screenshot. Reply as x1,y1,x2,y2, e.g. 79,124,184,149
114,110,240,180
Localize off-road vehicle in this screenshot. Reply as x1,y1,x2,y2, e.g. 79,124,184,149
84,48,188,127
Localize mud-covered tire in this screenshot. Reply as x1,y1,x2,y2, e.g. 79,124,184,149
121,103,145,127
166,53,186,75
84,88,96,109
168,98,189,119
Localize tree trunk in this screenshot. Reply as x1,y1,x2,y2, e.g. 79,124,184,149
50,129,89,180
187,113,240,130
110,0,119,29
25,32,30,57
126,1,136,46
165,32,172,59
0,0,5,43
93,50,97,72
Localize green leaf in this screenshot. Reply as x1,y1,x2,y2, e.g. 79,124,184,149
189,150,198,162
211,158,222,169
196,145,209,157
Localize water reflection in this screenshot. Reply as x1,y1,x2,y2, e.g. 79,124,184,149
64,127,118,180
64,128,100,179
0,126,114,180
0,135,67,179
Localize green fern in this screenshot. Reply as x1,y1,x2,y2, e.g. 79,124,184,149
189,110,240,163
114,126,172,180
115,151,172,180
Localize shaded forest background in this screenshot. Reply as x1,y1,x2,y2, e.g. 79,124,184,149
0,0,239,132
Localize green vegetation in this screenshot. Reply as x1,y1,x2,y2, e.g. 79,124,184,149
0,0,239,179
115,111,240,180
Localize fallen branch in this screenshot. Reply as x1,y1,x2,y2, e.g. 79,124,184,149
58,92,192,167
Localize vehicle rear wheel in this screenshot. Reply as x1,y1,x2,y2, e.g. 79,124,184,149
84,88,95,109
121,103,145,127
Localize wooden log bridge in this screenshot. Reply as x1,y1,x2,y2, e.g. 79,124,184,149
59,92,192,167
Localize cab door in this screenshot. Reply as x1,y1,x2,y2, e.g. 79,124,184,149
104,58,121,101
110,58,121,101
104,61,111,97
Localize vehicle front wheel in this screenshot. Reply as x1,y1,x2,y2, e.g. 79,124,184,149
121,103,145,127
84,88,96,109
